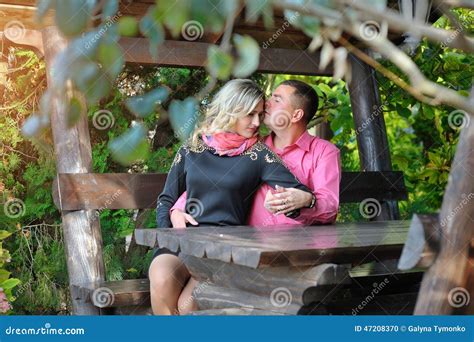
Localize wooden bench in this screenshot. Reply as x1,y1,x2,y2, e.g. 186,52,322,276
52,171,411,314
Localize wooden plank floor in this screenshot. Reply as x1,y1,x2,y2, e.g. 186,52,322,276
136,220,410,268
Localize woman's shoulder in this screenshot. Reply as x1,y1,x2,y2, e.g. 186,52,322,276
246,141,286,165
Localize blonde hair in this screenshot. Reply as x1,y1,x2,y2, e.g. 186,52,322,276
191,79,263,145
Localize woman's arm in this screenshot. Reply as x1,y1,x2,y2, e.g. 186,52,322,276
156,147,186,228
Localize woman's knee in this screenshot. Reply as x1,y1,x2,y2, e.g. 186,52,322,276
149,254,190,290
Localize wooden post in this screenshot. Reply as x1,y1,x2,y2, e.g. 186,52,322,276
42,26,105,315
414,117,474,314
348,54,400,220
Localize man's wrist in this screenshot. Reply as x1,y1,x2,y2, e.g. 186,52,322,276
306,193,316,209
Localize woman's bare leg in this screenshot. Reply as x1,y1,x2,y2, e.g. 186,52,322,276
177,277,199,315
148,254,191,315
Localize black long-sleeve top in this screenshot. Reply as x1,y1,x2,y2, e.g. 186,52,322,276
156,139,312,228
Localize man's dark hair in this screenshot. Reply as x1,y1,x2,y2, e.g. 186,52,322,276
280,80,319,124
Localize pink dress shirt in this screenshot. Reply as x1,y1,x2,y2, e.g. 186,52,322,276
170,131,341,226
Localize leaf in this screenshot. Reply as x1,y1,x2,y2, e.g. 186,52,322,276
169,97,199,141
332,47,348,80
284,5,320,38
319,40,334,70
118,16,139,37
0,230,12,240
21,114,46,138
0,278,20,290
66,96,85,128
0,270,10,284
245,0,274,27
36,0,55,23
102,0,119,20
360,0,387,12
206,46,233,80
125,87,170,118
108,123,150,166
139,8,165,61
55,0,91,37
97,41,124,80
232,34,260,78
156,0,190,38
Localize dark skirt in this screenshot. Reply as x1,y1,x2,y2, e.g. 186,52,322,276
151,247,179,260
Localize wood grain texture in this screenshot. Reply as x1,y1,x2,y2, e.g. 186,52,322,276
135,220,410,268
53,171,407,210
43,26,104,315
415,120,474,314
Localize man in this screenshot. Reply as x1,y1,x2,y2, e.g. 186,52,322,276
171,80,341,227
150,80,341,315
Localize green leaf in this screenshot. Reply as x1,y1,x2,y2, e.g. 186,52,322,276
0,230,12,240
139,9,165,60
97,41,124,80
108,123,150,165
70,59,100,92
0,270,10,283
156,0,190,38
125,87,170,118
55,0,91,37
0,278,20,290
232,34,260,78
66,97,85,128
206,46,233,80
118,16,139,37
284,4,320,38
245,0,273,27
169,97,199,141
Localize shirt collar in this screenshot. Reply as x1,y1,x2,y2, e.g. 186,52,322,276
265,131,313,152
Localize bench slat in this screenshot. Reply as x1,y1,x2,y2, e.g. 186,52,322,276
52,171,407,210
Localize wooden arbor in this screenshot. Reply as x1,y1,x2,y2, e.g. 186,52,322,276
1,1,472,315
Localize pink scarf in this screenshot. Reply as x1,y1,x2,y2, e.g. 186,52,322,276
202,133,258,156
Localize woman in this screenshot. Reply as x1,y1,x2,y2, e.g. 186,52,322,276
150,79,312,315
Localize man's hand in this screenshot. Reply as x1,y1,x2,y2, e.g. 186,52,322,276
264,185,314,215
170,209,198,228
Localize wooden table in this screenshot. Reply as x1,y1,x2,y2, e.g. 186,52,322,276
136,220,419,315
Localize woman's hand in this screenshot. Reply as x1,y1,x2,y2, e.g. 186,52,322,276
170,209,198,228
264,185,314,215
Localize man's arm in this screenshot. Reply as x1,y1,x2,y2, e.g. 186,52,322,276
265,148,341,224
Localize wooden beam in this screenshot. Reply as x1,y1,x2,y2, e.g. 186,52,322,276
119,37,332,75
42,26,105,315
348,54,400,220
52,171,407,211
414,119,474,314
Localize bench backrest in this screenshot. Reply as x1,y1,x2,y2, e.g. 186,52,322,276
52,172,407,211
